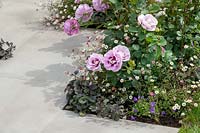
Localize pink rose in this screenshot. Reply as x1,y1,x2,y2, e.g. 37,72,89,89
103,50,122,72
155,0,162,2
138,14,158,31
86,53,103,71
64,19,80,36
75,4,93,22
113,45,130,62
92,0,109,12
74,0,80,4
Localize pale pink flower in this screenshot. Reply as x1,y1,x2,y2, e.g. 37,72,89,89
64,19,80,35
74,0,80,4
103,50,122,72
75,4,93,22
155,0,162,2
92,0,109,12
86,53,103,71
138,14,158,31
113,45,130,62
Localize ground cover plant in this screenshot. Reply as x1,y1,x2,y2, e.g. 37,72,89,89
0,38,15,60
57,0,200,131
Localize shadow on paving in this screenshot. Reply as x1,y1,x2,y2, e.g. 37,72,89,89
24,33,91,109
25,63,75,109
38,33,89,57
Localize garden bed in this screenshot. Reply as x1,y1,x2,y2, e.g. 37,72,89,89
45,0,200,132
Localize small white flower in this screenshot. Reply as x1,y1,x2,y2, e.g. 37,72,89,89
187,90,191,93
190,63,194,67
73,6,77,10
120,79,124,83
106,83,110,87
146,64,151,68
170,61,174,66
115,25,120,29
170,67,173,70
155,90,159,94
172,106,176,110
86,77,90,80
94,76,98,80
124,33,128,37
67,15,71,18
191,85,197,89
101,44,105,48
176,105,181,110
181,67,187,72
102,88,105,92
190,57,194,61
182,102,186,107
62,16,65,19
104,45,108,49
150,79,155,82
64,5,68,8
193,55,198,59
129,95,133,100
135,76,140,80
122,87,126,92
181,112,185,116
194,103,198,107
125,25,129,28
114,40,119,44
192,81,196,84
128,77,133,80
184,45,189,49
186,99,192,103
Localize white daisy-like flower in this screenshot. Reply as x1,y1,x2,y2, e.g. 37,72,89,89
182,102,186,107
114,40,119,44
194,103,198,107
181,112,185,116
155,90,159,94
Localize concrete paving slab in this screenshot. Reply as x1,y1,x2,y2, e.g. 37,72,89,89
0,0,179,133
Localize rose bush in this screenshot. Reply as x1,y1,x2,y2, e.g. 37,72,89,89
58,0,200,131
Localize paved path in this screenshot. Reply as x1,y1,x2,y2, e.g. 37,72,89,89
0,0,179,133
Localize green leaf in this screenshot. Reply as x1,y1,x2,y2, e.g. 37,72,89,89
109,0,119,4
132,44,140,51
158,37,167,46
149,4,160,13
129,26,138,33
78,97,87,104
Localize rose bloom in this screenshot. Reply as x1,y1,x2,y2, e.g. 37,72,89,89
92,0,109,12
103,50,122,72
155,0,162,2
75,4,93,22
86,53,103,71
74,0,80,4
64,19,80,35
113,45,130,62
138,14,158,31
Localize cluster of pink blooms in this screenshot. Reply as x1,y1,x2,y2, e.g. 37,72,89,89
64,0,109,35
86,45,130,72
